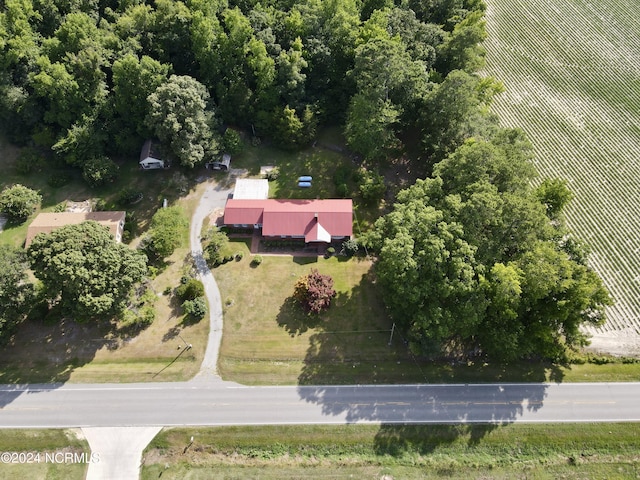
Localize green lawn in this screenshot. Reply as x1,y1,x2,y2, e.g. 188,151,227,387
215,239,640,385
215,244,419,384
0,429,89,480
141,423,640,479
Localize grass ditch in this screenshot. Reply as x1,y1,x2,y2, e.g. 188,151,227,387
0,429,90,480
141,423,640,479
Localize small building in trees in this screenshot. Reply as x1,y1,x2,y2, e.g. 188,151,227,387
139,140,166,169
205,153,231,171
222,199,352,243
25,212,126,247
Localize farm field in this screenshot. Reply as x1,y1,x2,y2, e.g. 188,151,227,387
483,0,640,355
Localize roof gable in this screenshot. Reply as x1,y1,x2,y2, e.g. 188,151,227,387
223,199,352,239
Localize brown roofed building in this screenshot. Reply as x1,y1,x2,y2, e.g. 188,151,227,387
25,211,126,248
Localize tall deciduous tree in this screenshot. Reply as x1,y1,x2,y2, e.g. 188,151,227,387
146,206,189,258
369,129,611,361
0,245,34,339
0,184,41,222
146,74,217,168
28,221,148,319
419,70,501,163
369,198,482,353
112,54,171,149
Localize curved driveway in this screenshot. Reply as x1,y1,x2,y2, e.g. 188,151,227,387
190,181,234,376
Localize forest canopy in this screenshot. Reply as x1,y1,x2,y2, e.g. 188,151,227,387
0,0,488,169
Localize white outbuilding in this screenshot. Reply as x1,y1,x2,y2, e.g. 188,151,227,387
139,140,166,169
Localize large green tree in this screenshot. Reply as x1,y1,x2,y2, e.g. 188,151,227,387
146,74,217,167
28,221,148,319
369,130,611,361
111,53,171,151
146,206,188,258
419,70,502,164
0,245,34,339
0,184,41,222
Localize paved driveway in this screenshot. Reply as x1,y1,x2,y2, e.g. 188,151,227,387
190,181,234,376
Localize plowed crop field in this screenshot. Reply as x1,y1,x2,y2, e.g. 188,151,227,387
483,0,640,354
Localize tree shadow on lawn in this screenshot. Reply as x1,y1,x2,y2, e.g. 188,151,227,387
0,314,107,397
286,269,557,448
373,423,503,460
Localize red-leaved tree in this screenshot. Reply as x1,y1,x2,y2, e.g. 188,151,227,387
293,269,337,314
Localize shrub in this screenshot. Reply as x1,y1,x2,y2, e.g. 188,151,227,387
251,255,263,266
235,252,243,261
204,228,229,266
117,187,143,206
326,247,335,255
0,184,41,222
341,238,359,257
52,202,67,212
138,306,156,326
176,278,205,301
82,156,119,187
358,168,386,205
221,129,243,155
265,167,279,181
183,296,207,319
94,198,107,211
293,269,336,314
15,148,45,175
120,306,155,330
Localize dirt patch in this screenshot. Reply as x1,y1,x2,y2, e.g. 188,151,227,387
584,330,640,357
208,208,224,227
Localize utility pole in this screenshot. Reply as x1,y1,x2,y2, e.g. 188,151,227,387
388,323,396,346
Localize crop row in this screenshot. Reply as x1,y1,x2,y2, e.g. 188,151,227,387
484,0,640,339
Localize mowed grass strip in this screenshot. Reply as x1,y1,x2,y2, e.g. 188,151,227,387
141,423,640,479
0,429,90,480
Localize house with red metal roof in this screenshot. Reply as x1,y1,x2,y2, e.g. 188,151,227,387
223,199,352,243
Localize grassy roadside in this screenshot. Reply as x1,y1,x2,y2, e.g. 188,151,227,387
141,423,640,479
0,429,89,480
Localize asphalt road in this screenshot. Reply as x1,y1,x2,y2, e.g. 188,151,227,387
1,380,639,428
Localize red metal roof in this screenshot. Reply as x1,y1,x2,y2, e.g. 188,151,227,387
223,199,352,239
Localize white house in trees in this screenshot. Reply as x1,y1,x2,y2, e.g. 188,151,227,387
139,140,166,169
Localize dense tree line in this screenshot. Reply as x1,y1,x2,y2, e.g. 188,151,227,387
366,130,611,361
0,0,487,169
